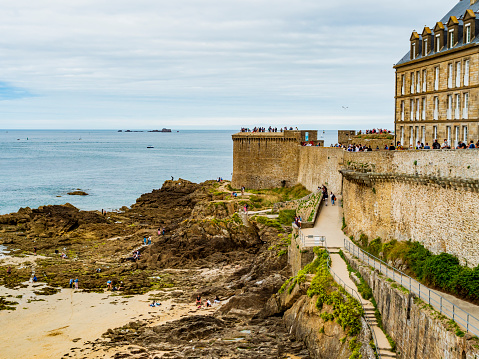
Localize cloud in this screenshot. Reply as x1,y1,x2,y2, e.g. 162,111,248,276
0,0,456,129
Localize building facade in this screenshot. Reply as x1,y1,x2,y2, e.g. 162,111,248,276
394,0,479,148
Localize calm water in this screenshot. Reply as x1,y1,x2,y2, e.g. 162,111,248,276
0,129,338,215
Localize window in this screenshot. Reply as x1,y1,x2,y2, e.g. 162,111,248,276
433,125,438,140
463,93,469,119
401,101,405,121
456,62,461,87
463,126,468,143
410,99,414,120
410,126,414,146
464,60,470,86
447,95,452,119
401,126,404,145
422,70,427,92
447,126,452,146
417,71,421,93
401,74,405,95
422,98,426,120
454,126,460,148
455,94,461,119
449,30,455,48
466,24,472,44
424,38,428,55
436,34,441,52
416,126,420,146
412,43,416,59
434,96,439,120
416,98,420,120
411,73,415,93
422,126,426,144
448,64,453,88
434,66,439,90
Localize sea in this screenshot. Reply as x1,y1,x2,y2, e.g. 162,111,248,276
0,129,338,215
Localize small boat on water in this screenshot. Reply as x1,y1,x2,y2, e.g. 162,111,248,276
147,146,154,149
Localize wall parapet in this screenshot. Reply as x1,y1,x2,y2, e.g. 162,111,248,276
340,169,479,192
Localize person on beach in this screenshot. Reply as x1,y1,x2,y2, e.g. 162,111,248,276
107,280,112,290
196,295,202,307
206,299,212,308
74,278,79,289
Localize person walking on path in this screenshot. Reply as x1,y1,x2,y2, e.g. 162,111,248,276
74,278,79,290
143,236,147,245
241,186,245,195
147,236,151,245
322,186,328,206
331,192,336,206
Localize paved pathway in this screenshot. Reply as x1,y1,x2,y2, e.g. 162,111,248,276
301,200,395,358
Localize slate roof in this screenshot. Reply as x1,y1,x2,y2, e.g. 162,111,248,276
396,0,479,66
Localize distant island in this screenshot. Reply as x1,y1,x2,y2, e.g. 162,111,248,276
117,128,172,132
148,128,172,133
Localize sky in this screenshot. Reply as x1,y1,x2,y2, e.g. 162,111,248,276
0,0,456,130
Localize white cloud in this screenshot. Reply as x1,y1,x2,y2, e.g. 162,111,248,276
0,0,455,129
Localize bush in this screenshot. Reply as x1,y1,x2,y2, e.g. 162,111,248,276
423,253,460,291
367,237,382,257
278,209,296,225
359,233,368,248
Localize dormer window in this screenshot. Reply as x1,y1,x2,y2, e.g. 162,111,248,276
463,9,476,44
422,27,432,55
434,22,445,52
447,16,459,48
410,31,420,60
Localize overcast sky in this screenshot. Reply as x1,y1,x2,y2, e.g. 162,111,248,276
0,0,456,130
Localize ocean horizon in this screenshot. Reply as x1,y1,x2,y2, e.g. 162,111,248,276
0,129,338,215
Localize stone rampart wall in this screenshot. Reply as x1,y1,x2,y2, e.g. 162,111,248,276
346,254,479,359
296,147,344,194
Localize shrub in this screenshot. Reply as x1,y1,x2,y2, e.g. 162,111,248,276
367,237,382,257
278,209,296,225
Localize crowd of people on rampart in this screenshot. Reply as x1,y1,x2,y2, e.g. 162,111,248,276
357,128,391,135
240,126,297,133
333,139,479,151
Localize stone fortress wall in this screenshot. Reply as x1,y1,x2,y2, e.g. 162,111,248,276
232,131,479,267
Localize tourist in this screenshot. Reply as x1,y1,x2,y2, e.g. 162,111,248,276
74,278,79,289
432,139,440,149
196,295,202,306
322,186,328,206
424,143,431,149
331,192,336,206
158,227,161,235
469,140,476,149
107,280,112,290
69,278,73,288
206,299,212,308
34,246,37,255
33,275,37,282
389,143,395,151
7,267,11,275
241,186,245,195
214,295,220,303
143,236,147,245
147,236,152,245
441,139,449,149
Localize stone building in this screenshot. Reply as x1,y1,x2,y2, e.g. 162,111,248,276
394,0,479,148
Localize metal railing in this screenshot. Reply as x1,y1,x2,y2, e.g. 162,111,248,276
344,238,479,337
298,231,326,248
299,230,382,358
